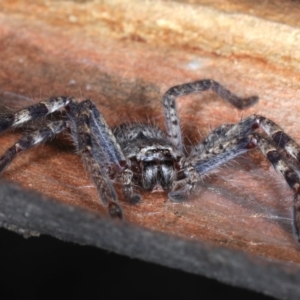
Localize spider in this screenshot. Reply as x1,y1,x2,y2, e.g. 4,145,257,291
1,79,300,242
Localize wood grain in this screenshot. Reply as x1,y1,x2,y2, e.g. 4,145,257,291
1,0,300,297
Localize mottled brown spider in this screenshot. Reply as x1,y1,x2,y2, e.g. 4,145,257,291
1,79,300,242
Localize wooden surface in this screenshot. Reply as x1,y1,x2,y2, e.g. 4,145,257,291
2,0,300,71
1,0,300,297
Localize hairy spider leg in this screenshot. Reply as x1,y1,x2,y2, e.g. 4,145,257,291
190,123,235,156
257,117,300,241
0,120,67,173
218,114,300,162
169,132,252,202
69,100,141,206
0,96,74,173
257,116,300,160
162,79,259,154
173,114,300,241
250,133,300,241
0,96,72,133
0,96,129,218
67,100,127,218
68,100,126,172
188,114,300,169
90,114,141,204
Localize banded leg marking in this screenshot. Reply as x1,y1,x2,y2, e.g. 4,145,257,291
0,96,72,133
0,120,67,173
252,133,300,191
251,133,300,241
257,116,300,161
223,114,300,162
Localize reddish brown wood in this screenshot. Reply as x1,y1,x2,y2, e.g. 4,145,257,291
1,0,300,268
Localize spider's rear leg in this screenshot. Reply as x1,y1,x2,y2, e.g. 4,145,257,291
163,79,258,153
0,96,73,133
250,133,300,242
257,116,300,161
0,120,67,174
223,114,300,162
178,125,300,243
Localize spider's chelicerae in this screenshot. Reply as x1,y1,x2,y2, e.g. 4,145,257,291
1,79,300,242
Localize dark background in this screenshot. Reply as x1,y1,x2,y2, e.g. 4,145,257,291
0,228,275,299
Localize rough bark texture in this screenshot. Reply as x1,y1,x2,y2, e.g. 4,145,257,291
1,0,300,299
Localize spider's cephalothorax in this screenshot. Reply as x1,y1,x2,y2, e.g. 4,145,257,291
113,123,180,192
1,79,300,243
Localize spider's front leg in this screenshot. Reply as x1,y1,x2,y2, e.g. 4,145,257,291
69,100,140,218
162,79,258,154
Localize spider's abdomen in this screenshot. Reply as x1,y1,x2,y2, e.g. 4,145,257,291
113,123,180,191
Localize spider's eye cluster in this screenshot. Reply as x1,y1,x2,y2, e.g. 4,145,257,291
145,148,173,161
145,148,172,158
